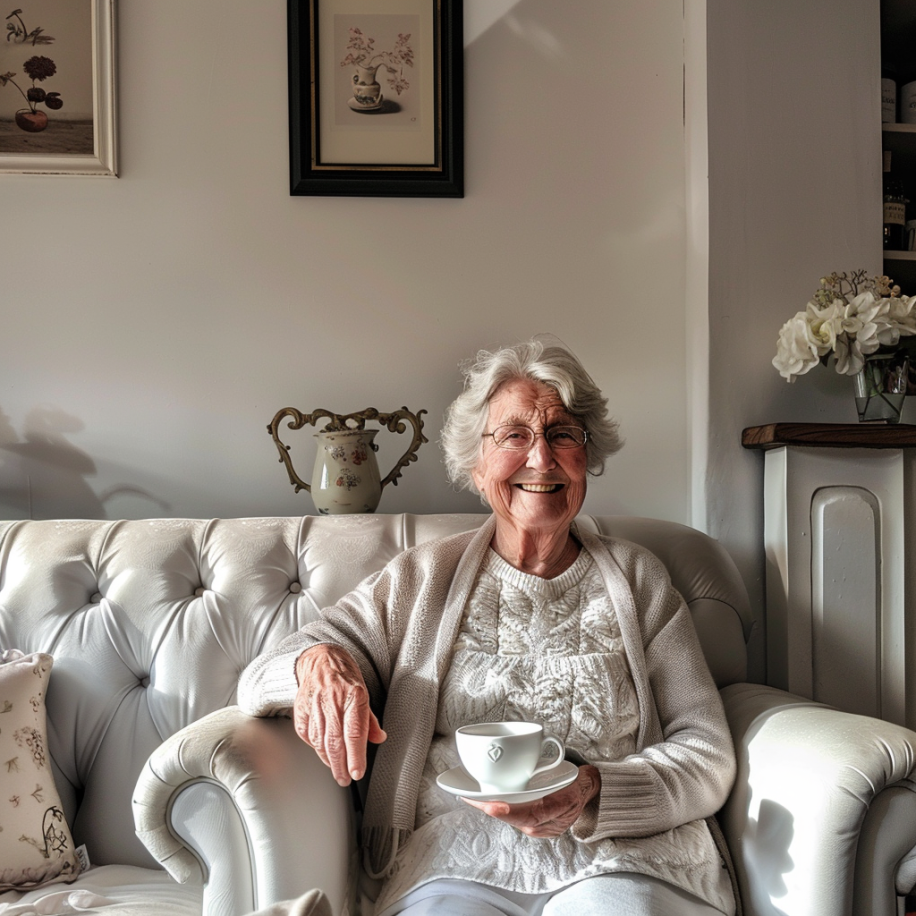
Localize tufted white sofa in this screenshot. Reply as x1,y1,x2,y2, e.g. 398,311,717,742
1,514,916,916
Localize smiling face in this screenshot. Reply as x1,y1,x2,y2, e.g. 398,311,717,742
471,378,588,538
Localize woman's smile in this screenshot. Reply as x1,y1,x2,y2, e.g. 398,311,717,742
514,482,564,493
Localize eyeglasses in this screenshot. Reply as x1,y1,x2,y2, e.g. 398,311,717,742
482,425,589,450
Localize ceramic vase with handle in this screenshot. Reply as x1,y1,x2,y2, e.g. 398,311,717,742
268,407,428,515
310,428,383,515
350,65,382,110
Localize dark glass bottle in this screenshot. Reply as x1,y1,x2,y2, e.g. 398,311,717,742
884,150,906,250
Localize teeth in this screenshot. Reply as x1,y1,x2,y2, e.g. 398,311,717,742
518,484,560,493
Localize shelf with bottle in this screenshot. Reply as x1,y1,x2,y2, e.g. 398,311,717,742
882,138,916,292
881,3,916,138
883,123,916,153
880,0,916,141
881,0,916,292
882,123,916,202
884,148,907,244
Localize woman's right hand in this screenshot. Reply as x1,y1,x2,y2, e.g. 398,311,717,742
293,644,387,786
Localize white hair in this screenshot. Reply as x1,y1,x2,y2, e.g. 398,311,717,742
441,339,623,495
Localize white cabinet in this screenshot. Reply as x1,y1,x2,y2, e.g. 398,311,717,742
744,423,916,728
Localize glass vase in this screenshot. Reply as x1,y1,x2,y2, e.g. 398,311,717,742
852,353,908,423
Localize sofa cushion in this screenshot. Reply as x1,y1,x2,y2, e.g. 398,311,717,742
0,864,202,914
0,651,80,891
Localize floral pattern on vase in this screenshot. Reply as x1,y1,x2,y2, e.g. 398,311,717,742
351,65,382,109
312,429,382,514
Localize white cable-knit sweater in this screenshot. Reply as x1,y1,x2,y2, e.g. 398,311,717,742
237,517,737,912
372,549,734,914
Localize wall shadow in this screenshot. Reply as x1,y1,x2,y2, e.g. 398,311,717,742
0,405,168,520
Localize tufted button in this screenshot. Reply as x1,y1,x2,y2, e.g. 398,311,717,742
140,676,150,688
194,587,206,597
289,582,302,594
90,592,102,603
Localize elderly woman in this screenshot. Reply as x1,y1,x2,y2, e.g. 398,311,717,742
239,340,737,916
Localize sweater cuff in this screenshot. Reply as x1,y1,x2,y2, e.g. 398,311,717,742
237,646,303,717
571,761,660,842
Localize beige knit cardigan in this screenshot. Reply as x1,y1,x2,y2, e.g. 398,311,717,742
237,516,737,880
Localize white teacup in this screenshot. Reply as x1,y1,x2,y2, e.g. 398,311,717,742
455,721,564,793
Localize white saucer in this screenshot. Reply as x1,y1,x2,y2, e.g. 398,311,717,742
436,760,578,804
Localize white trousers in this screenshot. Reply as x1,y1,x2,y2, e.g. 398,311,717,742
379,875,727,916
244,875,728,916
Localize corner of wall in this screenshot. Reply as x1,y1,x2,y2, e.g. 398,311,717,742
683,0,710,535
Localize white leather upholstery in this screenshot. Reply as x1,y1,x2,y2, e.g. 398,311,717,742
0,514,912,916
721,684,916,915
134,706,353,916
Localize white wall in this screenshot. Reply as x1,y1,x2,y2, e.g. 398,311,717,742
0,0,691,525
705,0,882,628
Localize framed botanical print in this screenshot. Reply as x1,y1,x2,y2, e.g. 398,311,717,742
0,0,117,176
288,0,463,197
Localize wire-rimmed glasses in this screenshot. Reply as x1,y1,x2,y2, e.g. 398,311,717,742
482,425,589,450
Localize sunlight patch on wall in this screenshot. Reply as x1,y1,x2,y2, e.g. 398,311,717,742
465,0,526,44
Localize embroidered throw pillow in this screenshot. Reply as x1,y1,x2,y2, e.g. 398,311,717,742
0,650,80,890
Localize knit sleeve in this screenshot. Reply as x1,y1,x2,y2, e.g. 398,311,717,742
572,546,736,842
237,566,397,719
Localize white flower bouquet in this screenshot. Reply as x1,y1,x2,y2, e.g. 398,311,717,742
773,271,916,382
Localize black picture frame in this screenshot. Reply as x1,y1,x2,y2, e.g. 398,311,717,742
288,0,463,198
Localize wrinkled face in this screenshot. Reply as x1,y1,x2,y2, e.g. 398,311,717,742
472,378,588,534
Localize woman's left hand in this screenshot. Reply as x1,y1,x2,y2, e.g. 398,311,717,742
461,764,601,838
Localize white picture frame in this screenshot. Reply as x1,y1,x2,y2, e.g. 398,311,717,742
0,0,117,176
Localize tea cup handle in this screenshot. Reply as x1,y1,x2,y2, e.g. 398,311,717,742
531,736,564,778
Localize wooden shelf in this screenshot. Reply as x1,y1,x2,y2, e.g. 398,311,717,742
882,125,916,161
883,122,916,287
742,423,916,450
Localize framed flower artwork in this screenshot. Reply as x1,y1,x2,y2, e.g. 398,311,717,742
0,0,117,176
288,0,463,197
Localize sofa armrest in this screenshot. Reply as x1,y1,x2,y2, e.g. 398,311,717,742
720,683,916,916
133,706,354,916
